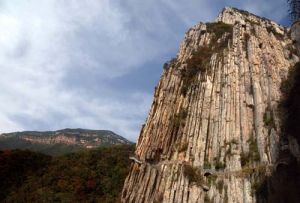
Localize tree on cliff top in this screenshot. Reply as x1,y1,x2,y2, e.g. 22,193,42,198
288,0,300,22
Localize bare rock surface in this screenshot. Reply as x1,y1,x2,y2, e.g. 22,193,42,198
122,7,298,203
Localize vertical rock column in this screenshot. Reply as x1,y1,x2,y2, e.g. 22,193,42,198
291,20,300,54
122,7,298,203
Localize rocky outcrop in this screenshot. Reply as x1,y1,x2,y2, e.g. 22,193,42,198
292,20,300,55
122,7,299,203
0,128,131,149
22,134,78,145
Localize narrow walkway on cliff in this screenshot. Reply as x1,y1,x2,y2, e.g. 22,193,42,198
129,155,278,177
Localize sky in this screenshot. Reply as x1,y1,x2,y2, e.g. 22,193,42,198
0,0,290,141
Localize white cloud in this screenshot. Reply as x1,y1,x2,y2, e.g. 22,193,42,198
0,0,289,141
0,0,160,141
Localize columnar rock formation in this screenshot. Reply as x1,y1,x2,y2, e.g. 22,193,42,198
122,7,299,203
291,20,300,54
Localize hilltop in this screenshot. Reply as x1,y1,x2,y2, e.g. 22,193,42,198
0,128,132,155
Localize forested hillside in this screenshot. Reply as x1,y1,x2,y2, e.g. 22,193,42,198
0,144,134,203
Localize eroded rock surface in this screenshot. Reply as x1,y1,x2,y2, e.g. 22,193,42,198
122,7,299,203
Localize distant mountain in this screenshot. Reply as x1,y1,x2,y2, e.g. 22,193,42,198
0,128,132,155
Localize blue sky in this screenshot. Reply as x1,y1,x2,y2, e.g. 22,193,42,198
0,0,290,141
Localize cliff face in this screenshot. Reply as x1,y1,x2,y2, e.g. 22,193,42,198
292,20,300,54
122,7,299,203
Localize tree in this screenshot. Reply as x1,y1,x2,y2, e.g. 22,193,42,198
288,0,300,22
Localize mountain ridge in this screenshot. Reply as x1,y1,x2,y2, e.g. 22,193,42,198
0,128,132,155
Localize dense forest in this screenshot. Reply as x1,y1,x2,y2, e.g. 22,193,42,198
0,144,134,203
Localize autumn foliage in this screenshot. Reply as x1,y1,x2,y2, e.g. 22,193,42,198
0,144,134,203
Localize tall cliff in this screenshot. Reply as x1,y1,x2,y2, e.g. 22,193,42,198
122,7,299,203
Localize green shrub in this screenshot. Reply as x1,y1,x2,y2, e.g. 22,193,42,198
180,46,214,96
204,194,212,203
215,161,226,170
203,161,212,169
186,46,214,74
172,108,188,128
206,22,233,41
248,136,260,162
231,139,239,145
252,176,264,194
240,151,249,167
241,136,260,167
245,18,260,26
183,165,203,186
266,26,284,40
216,180,224,193
180,22,233,97
244,33,250,41
207,174,217,185
263,110,274,128
225,145,233,157
177,141,189,153
163,63,169,70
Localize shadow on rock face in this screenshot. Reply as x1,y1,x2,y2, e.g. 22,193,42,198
256,151,300,203
256,62,300,203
